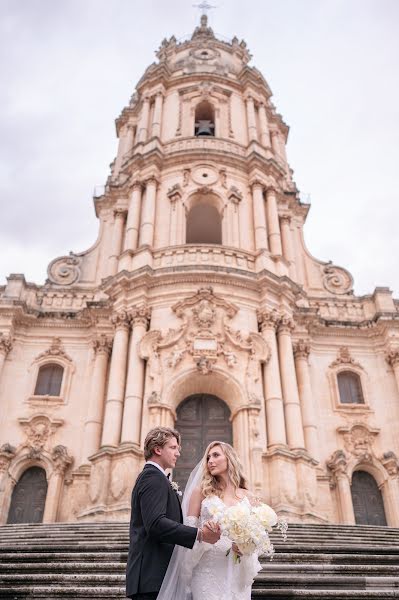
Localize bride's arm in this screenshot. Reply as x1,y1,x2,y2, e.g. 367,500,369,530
187,486,203,520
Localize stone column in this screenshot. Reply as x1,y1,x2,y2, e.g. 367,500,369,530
108,209,126,276
251,182,268,251
151,92,164,138
121,306,151,446
280,216,297,279
124,182,143,251
101,312,131,447
277,316,305,449
43,445,72,523
0,444,16,524
0,335,12,383
328,451,356,524
139,178,158,247
137,96,150,143
82,336,112,463
114,124,134,176
258,103,271,148
265,187,282,255
246,96,258,142
293,340,319,461
386,350,399,395
270,130,281,157
257,310,287,447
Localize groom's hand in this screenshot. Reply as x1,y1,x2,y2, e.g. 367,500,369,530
201,521,221,544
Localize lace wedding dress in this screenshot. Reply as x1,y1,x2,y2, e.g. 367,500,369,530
184,495,262,600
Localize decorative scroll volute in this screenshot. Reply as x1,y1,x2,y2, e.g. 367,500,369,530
323,263,354,295
47,253,82,286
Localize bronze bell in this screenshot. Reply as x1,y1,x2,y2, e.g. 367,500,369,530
195,120,215,137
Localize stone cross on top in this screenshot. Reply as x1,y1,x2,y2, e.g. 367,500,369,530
193,1,217,17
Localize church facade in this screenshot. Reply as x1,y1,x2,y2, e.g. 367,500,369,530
1,16,399,527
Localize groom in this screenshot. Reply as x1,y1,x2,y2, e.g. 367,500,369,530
126,426,220,599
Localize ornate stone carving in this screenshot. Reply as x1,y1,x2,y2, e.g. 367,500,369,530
130,305,151,328
167,347,187,369
327,449,348,477
257,309,280,331
193,299,216,329
111,310,131,331
278,315,295,333
52,445,73,474
37,337,72,363
227,186,243,205
323,263,353,295
386,348,399,368
338,424,379,461
381,451,399,476
47,253,82,286
182,168,191,187
19,414,63,453
0,443,16,473
92,334,112,356
330,346,363,370
110,461,127,500
167,183,183,204
293,339,310,359
196,355,215,375
0,334,12,356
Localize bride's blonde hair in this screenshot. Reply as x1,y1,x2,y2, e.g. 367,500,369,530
200,441,248,498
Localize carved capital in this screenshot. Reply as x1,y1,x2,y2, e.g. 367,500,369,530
0,334,13,356
278,315,295,334
113,208,127,220
0,443,16,473
130,305,151,328
167,183,183,204
144,176,159,189
227,186,243,205
280,215,291,226
293,339,311,359
250,179,265,192
257,309,280,331
386,349,399,368
52,445,73,475
131,180,143,192
111,310,131,331
92,335,112,356
381,451,399,476
327,449,348,477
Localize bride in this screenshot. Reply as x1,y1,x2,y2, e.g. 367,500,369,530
158,440,262,600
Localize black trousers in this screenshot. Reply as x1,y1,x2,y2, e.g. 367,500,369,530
128,594,158,600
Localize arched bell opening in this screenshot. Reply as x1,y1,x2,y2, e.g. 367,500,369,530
7,466,48,524
194,100,215,137
351,470,387,526
174,394,232,489
186,203,222,244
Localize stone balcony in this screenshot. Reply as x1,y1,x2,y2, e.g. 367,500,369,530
118,244,289,279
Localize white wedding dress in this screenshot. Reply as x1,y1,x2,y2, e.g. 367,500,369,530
183,495,262,600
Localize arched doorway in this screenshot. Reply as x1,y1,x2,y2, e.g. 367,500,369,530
7,467,48,524
351,471,387,526
174,394,232,489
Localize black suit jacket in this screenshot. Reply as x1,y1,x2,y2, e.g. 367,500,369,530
126,464,197,596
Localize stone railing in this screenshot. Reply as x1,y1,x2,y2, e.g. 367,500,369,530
152,245,256,272
164,136,247,158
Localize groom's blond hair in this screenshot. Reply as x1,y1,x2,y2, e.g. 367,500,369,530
144,426,181,460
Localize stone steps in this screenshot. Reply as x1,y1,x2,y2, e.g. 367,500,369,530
0,522,398,599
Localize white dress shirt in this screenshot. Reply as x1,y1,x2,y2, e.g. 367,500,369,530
146,460,167,477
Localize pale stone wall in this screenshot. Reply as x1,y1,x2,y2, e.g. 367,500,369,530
1,15,398,527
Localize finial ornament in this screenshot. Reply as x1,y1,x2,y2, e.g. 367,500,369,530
193,1,216,17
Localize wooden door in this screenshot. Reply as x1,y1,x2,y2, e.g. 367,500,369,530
351,470,387,526
7,467,47,524
174,394,232,490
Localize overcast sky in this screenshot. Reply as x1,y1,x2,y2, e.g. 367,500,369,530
1,0,398,298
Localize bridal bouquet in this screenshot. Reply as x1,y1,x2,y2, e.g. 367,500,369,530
207,498,288,562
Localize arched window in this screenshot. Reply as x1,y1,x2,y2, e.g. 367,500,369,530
194,100,215,137
337,371,364,404
186,204,222,244
34,363,64,396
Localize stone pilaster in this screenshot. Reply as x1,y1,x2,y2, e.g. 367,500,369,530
265,187,282,255
277,316,305,449
328,450,356,525
386,349,399,396
0,335,12,383
101,311,131,447
137,96,150,143
151,92,164,138
121,305,151,446
251,181,268,251
293,339,319,461
258,103,271,148
124,181,143,251
257,309,287,447
108,209,126,276
43,445,73,523
139,177,158,247
82,335,112,463
280,215,297,279
245,95,258,142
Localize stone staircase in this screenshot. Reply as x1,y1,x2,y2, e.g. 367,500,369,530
0,522,398,599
